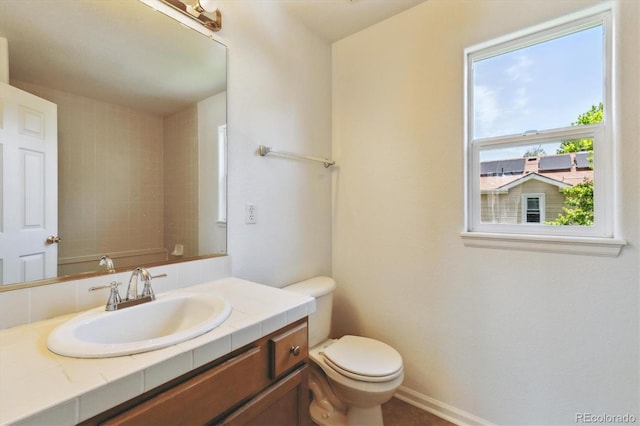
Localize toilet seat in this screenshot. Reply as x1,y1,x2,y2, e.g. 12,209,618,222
321,335,403,383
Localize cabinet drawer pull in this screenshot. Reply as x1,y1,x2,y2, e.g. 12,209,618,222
290,345,301,356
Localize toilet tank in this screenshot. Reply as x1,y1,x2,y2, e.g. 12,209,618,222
283,276,336,347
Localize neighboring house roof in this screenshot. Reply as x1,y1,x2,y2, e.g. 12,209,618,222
485,172,572,194
480,152,593,192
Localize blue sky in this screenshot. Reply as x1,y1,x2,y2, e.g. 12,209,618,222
473,25,603,161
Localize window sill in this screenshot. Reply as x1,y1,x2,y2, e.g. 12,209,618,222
460,232,626,257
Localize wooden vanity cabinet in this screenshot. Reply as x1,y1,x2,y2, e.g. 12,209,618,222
82,318,310,426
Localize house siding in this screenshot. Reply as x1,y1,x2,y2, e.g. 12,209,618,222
481,180,566,224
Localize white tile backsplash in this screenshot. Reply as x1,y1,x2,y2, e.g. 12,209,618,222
177,259,204,287
0,256,230,330
30,281,78,323
0,288,30,329
202,256,229,281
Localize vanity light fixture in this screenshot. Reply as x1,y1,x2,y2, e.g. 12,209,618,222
160,0,222,32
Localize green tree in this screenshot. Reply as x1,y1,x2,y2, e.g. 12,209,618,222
548,180,594,226
556,102,603,154
548,103,602,226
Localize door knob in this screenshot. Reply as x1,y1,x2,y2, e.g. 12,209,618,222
46,236,61,244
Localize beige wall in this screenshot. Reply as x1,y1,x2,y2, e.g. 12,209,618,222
222,1,333,286
163,105,199,258
12,81,166,272
332,0,639,424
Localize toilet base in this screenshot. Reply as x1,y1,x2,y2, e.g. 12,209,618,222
310,398,347,426
347,405,383,426
310,398,383,426
309,363,347,426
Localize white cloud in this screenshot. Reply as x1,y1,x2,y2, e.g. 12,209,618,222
475,55,535,138
474,84,500,138
505,54,533,82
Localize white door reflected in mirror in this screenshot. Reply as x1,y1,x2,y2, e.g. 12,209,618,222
0,83,58,284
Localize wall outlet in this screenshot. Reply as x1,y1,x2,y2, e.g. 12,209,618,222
245,203,257,224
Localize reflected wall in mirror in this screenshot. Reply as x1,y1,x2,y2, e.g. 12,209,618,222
0,0,227,288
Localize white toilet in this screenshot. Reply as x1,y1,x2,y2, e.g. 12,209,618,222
284,276,404,426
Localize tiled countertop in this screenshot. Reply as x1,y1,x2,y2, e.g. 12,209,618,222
0,277,315,425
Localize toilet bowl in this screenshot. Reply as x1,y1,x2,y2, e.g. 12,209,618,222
284,277,404,426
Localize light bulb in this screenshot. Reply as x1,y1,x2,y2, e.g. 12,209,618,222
197,0,218,13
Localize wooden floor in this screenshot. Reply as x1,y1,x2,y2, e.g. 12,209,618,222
382,397,455,426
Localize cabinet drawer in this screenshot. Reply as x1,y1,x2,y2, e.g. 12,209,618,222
269,322,308,379
103,347,265,425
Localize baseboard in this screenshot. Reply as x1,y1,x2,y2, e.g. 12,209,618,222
394,386,495,426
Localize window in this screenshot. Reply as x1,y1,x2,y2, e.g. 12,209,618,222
522,194,544,224
217,124,227,224
463,4,625,255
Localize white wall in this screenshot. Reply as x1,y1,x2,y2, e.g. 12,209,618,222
219,1,333,286
332,0,639,425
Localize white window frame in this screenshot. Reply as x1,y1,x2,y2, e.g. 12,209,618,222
461,2,626,256
522,193,545,224
217,124,227,225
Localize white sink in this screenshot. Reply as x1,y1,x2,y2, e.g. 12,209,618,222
47,292,232,358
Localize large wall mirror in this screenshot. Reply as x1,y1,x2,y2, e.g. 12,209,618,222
0,0,227,289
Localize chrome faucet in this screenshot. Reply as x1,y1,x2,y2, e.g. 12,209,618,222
126,267,154,301
126,267,167,301
98,255,115,273
90,268,167,311
89,281,122,311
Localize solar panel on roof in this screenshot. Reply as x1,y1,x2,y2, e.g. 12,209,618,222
480,158,525,176
575,152,592,168
539,154,571,171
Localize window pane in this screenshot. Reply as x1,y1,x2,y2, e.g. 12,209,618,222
525,197,541,223
479,140,594,226
527,212,541,223
473,25,603,139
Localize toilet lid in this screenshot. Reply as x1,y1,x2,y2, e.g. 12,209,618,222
322,335,403,382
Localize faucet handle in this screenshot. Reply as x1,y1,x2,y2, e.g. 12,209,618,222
141,272,166,300
141,280,155,300
89,281,122,311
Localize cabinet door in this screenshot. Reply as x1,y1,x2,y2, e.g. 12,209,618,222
219,365,310,426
